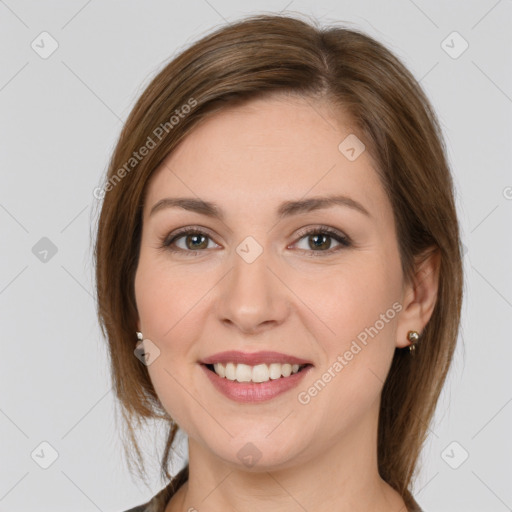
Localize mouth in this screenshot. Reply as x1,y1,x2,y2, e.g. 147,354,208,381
198,350,314,401
200,361,314,403
202,361,313,383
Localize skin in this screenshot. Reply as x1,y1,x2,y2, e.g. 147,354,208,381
134,93,439,512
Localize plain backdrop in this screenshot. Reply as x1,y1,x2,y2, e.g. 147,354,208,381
1,1,511,511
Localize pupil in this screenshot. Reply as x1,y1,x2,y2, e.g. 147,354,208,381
311,234,329,250
188,234,207,250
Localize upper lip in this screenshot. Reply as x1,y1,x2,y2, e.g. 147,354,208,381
200,350,313,366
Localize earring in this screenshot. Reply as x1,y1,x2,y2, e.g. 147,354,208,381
136,331,143,341
407,330,420,355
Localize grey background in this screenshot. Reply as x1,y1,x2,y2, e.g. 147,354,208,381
1,1,511,511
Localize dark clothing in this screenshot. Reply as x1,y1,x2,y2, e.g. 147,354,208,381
123,466,188,512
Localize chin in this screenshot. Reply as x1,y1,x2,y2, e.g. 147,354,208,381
202,434,311,473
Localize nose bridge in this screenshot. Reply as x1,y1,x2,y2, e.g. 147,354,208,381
217,237,288,332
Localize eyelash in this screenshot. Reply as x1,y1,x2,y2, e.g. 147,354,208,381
159,225,351,258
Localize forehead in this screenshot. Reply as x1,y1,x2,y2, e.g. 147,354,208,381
143,94,387,219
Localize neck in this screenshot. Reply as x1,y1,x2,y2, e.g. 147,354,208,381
167,401,407,512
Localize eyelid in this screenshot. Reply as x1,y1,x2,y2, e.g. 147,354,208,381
293,224,350,244
289,225,351,256
160,224,351,255
161,225,221,249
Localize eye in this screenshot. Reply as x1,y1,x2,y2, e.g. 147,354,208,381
161,227,219,254
159,225,351,257
291,226,351,256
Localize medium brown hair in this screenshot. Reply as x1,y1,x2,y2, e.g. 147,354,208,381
94,12,463,509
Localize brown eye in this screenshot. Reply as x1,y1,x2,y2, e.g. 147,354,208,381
292,227,351,256
162,228,218,254
307,233,333,251
160,225,350,257
183,233,209,250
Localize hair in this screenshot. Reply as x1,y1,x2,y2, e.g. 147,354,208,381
94,12,463,510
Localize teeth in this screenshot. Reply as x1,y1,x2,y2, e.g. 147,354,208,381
212,362,303,383
225,362,236,380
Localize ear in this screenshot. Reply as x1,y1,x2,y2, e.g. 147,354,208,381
396,247,440,349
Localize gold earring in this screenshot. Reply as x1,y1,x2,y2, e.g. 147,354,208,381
407,330,420,355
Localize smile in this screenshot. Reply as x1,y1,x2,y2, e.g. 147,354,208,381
207,362,308,383
200,362,313,403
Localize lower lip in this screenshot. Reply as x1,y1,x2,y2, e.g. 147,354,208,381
200,364,313,403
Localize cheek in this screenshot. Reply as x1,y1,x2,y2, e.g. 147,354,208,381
317,253,402,367
134,254,208,430
134,252,213,344
296,258,402,435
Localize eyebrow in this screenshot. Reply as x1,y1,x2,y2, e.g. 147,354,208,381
148,194,371,220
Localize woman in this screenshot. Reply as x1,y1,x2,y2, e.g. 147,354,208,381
94,13,463,512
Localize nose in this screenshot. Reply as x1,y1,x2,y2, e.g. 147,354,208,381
215,245,290,335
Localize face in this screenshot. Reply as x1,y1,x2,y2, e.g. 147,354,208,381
134,94,410,471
